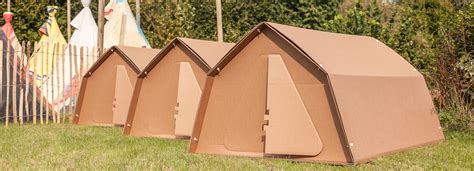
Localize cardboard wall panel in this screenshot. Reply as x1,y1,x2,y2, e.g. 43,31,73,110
194,29,350,163
175,62,202,136
330,75,444,162
264,54,322,156
127,45,207,137
112,65,133,125
77,52,137,125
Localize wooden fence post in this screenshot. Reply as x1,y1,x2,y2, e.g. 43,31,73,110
2,41,8,127
136,0,141,26
92,46,97,64
61,44,66,121
77,47,84,114
12,40,18,125
6,43,10,127
7,0,11,12
85,47,89,73
79,47,84,92
45,43,50,124
73,45,79,108
67,0,71,41
6,41,12,126
51,43,57,123
32,42,38,125
55,44,61,123
0,41,3,126
216,0,223,42
18,41,25,125
68,45,73,115
98,0,105,56
25,42,31,122
40,43,44,124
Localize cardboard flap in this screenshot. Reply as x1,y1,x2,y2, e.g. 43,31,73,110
264,55,323,156
112,65,133,125
175,62,202,136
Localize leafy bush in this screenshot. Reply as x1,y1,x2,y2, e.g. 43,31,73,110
137,1,340,47
432,2,473,131
320,0,472,131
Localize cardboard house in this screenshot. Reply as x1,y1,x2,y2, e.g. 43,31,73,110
189,22,444,164
123,38,234,138
73,46,160,126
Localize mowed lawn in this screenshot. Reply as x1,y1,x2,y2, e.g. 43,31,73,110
0,124,472,170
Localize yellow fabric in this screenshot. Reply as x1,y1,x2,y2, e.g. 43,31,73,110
30,7,67,82
29,6,67,106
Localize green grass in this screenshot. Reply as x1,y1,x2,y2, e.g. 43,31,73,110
0,124,472,170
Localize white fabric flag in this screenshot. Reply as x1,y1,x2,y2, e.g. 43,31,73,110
103,0,151,48
60,0,98,110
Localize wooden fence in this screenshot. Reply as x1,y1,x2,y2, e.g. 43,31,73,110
1,40,101,127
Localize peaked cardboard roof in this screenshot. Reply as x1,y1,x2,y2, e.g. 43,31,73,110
179,38,235,68
211,22,420,77
139,38,235,77
87,46,160,76
117,46,160,70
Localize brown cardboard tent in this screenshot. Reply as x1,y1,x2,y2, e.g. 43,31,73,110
123,38,234,138
73,46,160,126
189,22,444,164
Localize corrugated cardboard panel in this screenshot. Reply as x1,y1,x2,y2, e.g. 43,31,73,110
122,78,143,135
141,38,233,77
220,53,268,152
196,39,268,153
127,45,207,137
194,30,350,163
175,62,202,136
77,52,138,125
265,29,351,162
115,46,160,71
112,65,133,125
189,76,213,152
87,46,159,76
196,22,443,164
330,75,444,162
72,78,88,124
129,51,180,137
179,38,235,68
266,23,419,77
264,54,322,156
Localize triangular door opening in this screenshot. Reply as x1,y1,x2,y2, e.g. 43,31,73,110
264,54,323,156
174,62,202,137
